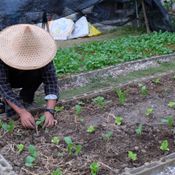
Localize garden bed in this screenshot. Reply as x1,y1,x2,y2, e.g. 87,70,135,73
1,72,175,175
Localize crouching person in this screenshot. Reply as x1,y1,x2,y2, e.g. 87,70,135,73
0,24,59,129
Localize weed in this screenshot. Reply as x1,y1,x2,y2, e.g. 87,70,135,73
135,124,143,136
75,104,82,116
90,162,100,175
51,136,60,145
115,116,123,125
145,107,154,116
115,89,126,105
87,125,96,133
17,144,25,153
128,151,137,161
92,96,105,108
75,144,82,156
160,140,169,152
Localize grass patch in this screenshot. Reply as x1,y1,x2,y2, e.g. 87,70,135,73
55,32,175,76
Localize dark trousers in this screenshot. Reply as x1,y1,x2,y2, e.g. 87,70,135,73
8,68,42,104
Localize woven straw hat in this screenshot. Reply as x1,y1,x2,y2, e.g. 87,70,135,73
0,24,57,70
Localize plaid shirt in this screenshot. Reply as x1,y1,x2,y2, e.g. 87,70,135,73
0,60,59,109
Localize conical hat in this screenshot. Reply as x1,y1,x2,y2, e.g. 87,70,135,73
0,24,57,70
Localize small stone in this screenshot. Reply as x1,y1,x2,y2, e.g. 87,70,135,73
141,149,146,153
134,146,139,150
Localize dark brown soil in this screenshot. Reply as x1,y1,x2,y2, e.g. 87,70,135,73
1,73,175,175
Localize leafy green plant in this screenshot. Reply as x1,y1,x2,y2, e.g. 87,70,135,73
128,151,137,161
152,78,161,84
168,101,175,109
160,140,169,152
145,107,154,116
51,168,62,175
25,145,37,167
17,144,25,153
161,116,174,128
139,84,148,96
102,131,113,140
135,124,143,136
51,136,60,145
87,125,96,133
55,106,64,112
115,89,126,105
90,162,100,175
2,120,15,133
92,96,105,108
75,104,82,116
75,144,82,156
36,115,45,126
64,136,82,155
115,116,123,125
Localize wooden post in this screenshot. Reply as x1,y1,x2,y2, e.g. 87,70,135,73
141,0,151,33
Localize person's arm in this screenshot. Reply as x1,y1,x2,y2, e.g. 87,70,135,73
0,61,35,128
42,61,59,127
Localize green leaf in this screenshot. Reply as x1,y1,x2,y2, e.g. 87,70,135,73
115,116,123,125
28,145,37,158
55,106,64,112
145,107,154,116
17,144,24,153
90,162,100,175
116,89,126,105
25,156,36,167
168,101,175,109
128,151,137,161
160,140,169,152
51,136,60,145
87,126,96,133
36,115,45,126
51,168,62,175
75,144,82,156
135,124,143,136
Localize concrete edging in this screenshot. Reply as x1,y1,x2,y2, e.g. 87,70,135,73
58,53,175,90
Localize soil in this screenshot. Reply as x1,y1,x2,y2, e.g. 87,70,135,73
1,73,175,175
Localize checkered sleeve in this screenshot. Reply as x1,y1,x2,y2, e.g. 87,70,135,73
42,61,59,99
0,61,24,108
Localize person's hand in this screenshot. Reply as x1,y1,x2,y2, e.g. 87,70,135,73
43,111,57,128
18,110,36,129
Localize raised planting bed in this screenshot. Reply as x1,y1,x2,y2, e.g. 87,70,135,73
1,72,175,174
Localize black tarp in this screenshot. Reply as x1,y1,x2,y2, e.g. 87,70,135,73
0,0,173,31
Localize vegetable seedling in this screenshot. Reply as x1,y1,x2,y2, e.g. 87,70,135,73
161,116,174,128
75,104,82,116
145,107,154,116
135,124,143,136
128,151,137,161
139,84,148,96
160,140,169,152
64,136,82,155
55,106,64,112
102,131,113,140
36,115,45,126
87,125,96,133
17,144,25,153
115,116,123,125
51,136,60,145
51,168,62,175
168,101,175,109
25,145,37,167
92,96,105,108
2,120,15,133
90,162,100,175
115,89,126,105
152,78,160,84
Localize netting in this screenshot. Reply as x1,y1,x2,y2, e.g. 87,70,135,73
0,0,173,31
